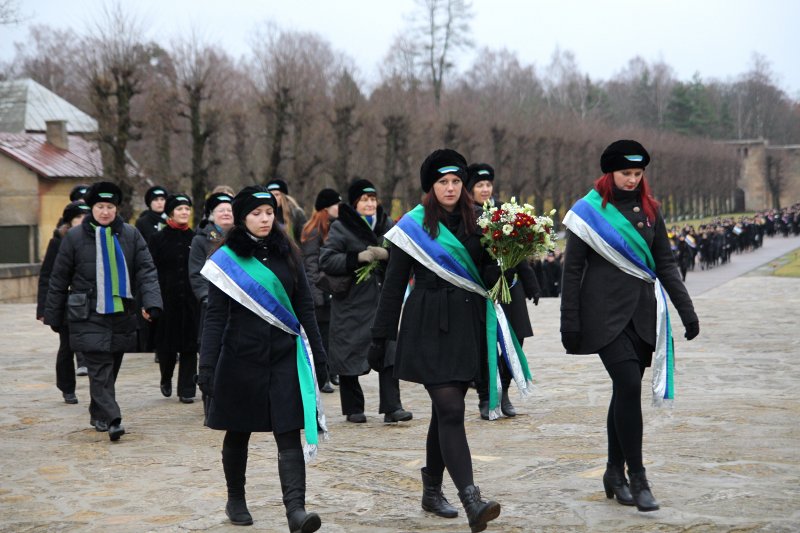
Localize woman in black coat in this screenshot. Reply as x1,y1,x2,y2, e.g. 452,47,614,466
371,150,502,533
560,140,700,512
466,163,541,420
148,194,198,403
44,182,162,441
196,186,326,532
135,185,168,242
319,179,411,424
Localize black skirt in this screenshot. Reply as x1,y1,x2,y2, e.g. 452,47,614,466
598,322,654,368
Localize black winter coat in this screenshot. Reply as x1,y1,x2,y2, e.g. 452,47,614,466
501,260,540,341
37,226,69,319
189,222,226,304
300,226,332,322
44,215,162,353
148,225,198,353
199,227,326,433
560,188,697,354
135,209,166,243
372,209,496,385
319,204,394,376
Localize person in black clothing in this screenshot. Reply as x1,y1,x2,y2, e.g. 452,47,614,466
560,140,699,511
196,186,326,531
37,200,91,403
371,149,503,532
69,184,89,202
267,179,308,244
541,251,562,297
135,185,168,242
149,194,199,403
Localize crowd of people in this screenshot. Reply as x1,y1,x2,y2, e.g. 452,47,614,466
35,140,797,531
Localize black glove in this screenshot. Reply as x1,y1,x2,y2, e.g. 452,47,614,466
315,361,329,384
684,321,700,340
367,339,386,372
529,292,540,305
146,307,161,320
50,324,60,333
561,331,581,354
195,366,215,397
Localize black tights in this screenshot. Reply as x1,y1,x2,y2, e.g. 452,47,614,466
604,359,646,472
223,428,302,452
425,384,473,491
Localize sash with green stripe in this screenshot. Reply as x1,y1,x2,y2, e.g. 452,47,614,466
200,246,327,460
95,226,132,313
385,205,533,419
563,189,675,406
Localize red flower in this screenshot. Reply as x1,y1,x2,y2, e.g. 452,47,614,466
492,230,502,240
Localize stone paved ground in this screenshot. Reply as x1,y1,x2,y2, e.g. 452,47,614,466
1,239,799,532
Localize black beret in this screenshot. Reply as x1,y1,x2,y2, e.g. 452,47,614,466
266,179,289,195
348,179,377,206
232,186,278,226
600,140,650,173
204,192,233,217
419,149,468,193
165,193,192,216
69,184,89,202
62,200,90,223
466,163,495,191
144,185,168,206
315,188,341,211
84,181,123,206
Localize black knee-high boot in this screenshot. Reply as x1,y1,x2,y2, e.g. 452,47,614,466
278,449,321,533
222,446,253,526
421,467,458,518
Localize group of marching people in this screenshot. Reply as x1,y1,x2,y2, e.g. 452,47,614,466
37,139,702,532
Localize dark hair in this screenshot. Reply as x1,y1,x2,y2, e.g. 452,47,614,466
213,222,303,283
594,172,660,223
421,184,477,239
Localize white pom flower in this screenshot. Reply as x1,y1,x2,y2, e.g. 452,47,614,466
502,224,513,235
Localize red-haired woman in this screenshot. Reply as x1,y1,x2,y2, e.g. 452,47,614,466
300,188,342,393
560,140,700,512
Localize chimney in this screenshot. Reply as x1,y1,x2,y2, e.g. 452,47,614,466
45,120,69,150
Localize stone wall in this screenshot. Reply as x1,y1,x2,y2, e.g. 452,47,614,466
0,264,39,303
728,139,800,210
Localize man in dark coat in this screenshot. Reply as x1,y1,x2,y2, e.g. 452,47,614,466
44,182,162,441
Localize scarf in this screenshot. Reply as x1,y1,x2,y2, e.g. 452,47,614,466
200,245,327,461
166,218,190,230
384,205,533,419
361,214,376,230
563,189,675,406
95,225,132,314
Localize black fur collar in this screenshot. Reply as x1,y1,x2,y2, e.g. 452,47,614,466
336,203,389,244
225,225,290,258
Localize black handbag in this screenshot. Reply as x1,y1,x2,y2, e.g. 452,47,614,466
67,293,90,322
316,272,353,298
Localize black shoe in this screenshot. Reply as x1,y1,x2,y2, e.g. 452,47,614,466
320,380,335,394
500,388,516,417
63,392,78,404
629,469,660,512
225,497,253,526
179,396,195,404
346,413,366,423
458,485,501,533
478,400,490,420
330,374,339,386
421,467,458,518
108,421,125,441
91,419,109,432
602,463,634,506
279,448,322,533
383,408,413,423
160,382,172,397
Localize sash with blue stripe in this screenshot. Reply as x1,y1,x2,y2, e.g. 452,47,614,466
200,246,327,460
385,205,533,419
563,189,675,406
95,226,132,313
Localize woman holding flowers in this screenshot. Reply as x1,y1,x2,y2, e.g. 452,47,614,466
560,140,700,512
319,179,411,424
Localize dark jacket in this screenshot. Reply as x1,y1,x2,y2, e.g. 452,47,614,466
502,260,540,341
372,209,496,385
135,209,166,243
319,204,393,376
560,188,697,354
189,221,226,304
148,225,198,353
37,225,69,319
300,225,332,322
44,215,162,353
199,227,326,433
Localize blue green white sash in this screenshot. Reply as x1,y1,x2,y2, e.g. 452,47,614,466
95,226,132,314
563,189,675,406
200,246,328,460
385,205,533,419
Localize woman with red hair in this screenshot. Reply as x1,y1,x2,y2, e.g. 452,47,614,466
560,140,700,512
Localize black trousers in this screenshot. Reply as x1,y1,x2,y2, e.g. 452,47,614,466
158,351,198,398
83,351,124,424
55,328,76,394
339,366,402,415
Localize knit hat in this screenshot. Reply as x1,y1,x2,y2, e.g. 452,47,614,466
266,179,289,195
144,185,168,207
204,191,233,217
232,186,278,226
62,200,90,223
419,149,468,193
84,182,123,206
165,193,192,216
69,184,89,202
315,188,341,211
466,163,495,191
348,179,377,206
600,140,650,173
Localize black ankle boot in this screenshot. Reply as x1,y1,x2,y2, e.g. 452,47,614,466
500,387,516,417
278,449,321,533
222,446,253,525
602,463,633,505
478,400,490,420
458,485,501,533
421,467,458,518
628,469,659,512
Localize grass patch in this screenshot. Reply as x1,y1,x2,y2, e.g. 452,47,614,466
773,250,800,278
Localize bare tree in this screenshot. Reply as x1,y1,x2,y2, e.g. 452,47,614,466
0,0,23,25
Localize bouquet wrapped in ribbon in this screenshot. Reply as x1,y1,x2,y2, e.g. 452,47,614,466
477,198,556,303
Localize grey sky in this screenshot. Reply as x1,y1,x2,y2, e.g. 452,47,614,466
2,0,798,96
